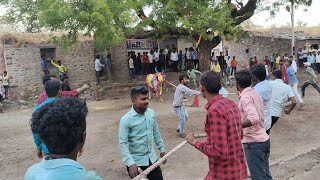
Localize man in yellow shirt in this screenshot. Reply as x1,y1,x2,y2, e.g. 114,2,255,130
51,60,67,80
211,60,221,73
275,54,281,70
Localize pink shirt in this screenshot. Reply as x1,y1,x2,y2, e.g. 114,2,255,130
238,87,269,143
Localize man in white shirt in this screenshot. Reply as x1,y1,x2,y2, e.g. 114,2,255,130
171,49,179,72
148,51,154,74
129,57,135,80
269,70,296,134
297,48,304,68
316,51,320,73
303,46,308,64
95,55,105,84
290,56,298,73
153,49,160,71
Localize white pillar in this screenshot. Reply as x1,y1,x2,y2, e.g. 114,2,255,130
291,1,295,56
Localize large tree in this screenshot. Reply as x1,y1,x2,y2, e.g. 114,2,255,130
0,0,313,68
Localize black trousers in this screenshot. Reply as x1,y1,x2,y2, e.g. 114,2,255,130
95,71,102,83
301,82,320,97
266,116,280,135
231,67,236,75
270,62,275,70
127,160,163,180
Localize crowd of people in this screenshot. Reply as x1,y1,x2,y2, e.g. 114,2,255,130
126,46,200,79
23,54,316,180
0,44,318,179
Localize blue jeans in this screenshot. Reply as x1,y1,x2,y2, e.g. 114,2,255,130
129,68,135,79
174,106,189,134
243,139,273,180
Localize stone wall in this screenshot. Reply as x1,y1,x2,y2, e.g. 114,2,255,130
109,42,129,82
2,42,95,99
3,44,43,99
55,42,95,87
0,43,4,73
224,36,291,66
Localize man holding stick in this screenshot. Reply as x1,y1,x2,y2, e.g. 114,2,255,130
186,71,248,180
119,86,166,180
173,74,201,138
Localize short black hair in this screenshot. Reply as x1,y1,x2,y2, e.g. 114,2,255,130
288,60,293,65
272,70,282,79
42,74,57,85
235,69,252,89
62,76,69,81
200,71,221,94
179,74,189,82
31,97,87,155
96,55,101,59
251,64,266,81
4,71,7,74
45,80,61,97
131,86,148,100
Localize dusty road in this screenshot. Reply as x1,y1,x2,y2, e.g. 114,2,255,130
0,85,320,180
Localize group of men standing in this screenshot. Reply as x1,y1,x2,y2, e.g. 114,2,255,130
127,46,200,78
118,59,305,179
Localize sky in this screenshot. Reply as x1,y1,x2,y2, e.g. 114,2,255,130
0,1,319,28
248,0,320,27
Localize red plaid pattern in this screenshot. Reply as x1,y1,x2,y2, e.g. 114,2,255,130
194,95,248,180
37,90,79,105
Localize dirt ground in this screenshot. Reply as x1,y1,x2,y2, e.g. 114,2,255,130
1,76,320,180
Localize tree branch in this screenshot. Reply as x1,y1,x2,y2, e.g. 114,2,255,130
232,0,257,25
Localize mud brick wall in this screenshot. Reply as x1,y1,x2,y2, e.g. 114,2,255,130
2,42,95,99
55,41,95,87
3,44,43,99
109,42,129,82
224,36,292,67
0,43,4,73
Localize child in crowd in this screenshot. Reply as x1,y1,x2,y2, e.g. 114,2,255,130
187,66,202,90
61,76,71,91
25,98,102,180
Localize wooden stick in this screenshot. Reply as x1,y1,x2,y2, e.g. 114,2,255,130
165,80,177,88
133,134,206,180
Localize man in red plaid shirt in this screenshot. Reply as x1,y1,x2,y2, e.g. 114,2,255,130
186,71,248,180
37,74,89,105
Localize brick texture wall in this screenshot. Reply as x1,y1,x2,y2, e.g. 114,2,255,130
0,43,4,73
55,42,95,87
2,42,95,99
109,42,129,82
224,36,291,66
3,44,43,99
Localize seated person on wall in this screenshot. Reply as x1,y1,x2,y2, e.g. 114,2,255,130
37,74,89,105
25,97,102,180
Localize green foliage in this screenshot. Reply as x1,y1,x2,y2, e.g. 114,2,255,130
0,0,313,51
0,0,40,32
258,0,313,16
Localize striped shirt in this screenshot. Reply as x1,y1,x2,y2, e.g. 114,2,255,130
173,84,200,107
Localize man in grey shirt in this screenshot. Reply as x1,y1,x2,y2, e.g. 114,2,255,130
301,62,320,97
173,74,200,138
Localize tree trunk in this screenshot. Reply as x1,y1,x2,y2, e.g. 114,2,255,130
198,37,221,71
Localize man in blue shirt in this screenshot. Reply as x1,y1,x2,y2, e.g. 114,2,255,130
251,64,272,134
25,98,101,180
33,80,61,157
119,86,166,180
40,55,49,74
285,60,304,108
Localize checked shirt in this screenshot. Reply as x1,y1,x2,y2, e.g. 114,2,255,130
194,95,248,180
